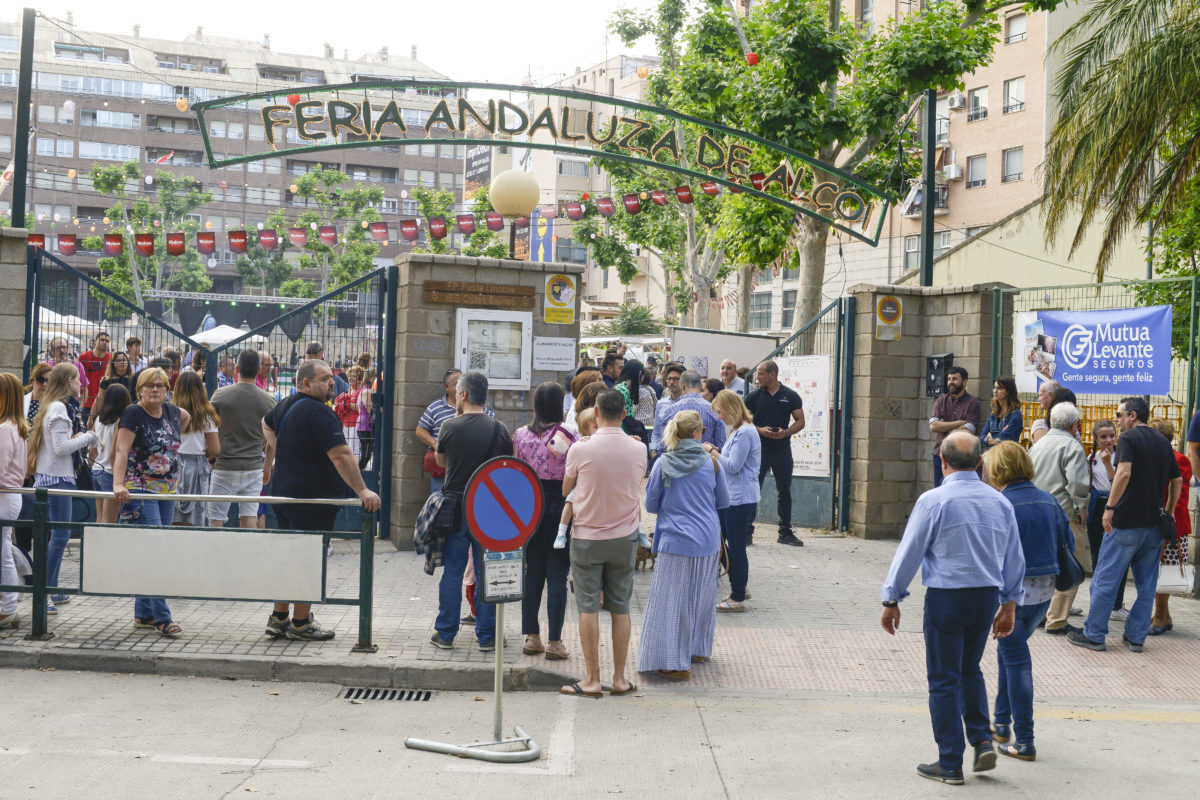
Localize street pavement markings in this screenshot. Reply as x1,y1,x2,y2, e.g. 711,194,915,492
0,746,312,769
445,693,577,776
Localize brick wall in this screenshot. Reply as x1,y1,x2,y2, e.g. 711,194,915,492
846,282,1012,539
0,228,29,378
388,253,583,546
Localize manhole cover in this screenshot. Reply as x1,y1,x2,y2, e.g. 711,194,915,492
339,688,433,702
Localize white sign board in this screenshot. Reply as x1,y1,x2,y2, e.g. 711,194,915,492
533,337,577,372
81,526,324,601
481,549,524,604
454,308,533,389
775,355,832,477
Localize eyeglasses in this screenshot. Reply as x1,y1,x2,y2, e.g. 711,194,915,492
145,383,168,391
33,377,46,384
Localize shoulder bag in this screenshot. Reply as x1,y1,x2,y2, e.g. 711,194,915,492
1157,508,1178,545
1157,535,1194,595
1054,521,1085,592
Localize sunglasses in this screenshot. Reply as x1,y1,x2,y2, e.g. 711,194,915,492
34,377,47,384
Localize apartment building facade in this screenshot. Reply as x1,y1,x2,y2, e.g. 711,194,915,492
0,15,468,318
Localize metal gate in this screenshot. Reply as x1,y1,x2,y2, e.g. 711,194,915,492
754,296,856,531
23,247,396,537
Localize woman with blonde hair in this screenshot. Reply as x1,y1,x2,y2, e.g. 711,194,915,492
0,372,29,633
171,371,219,527
28,362,98,614
981,441,1068,761
711,390,760,612
112,366,190,636
639,409,730,681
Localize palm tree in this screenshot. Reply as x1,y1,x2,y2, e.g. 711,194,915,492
1041,0,1200,280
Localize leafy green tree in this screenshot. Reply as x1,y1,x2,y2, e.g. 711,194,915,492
462,184,509,258
1130,175,1200,358
1042,0,1199,279
286,166,384,295
235,218,295,290
410,185,457,255
607,0,1011,340
279,277,318,299
587,302,665,336
88,162,213,312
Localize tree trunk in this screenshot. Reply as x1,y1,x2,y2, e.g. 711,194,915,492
788,215,829,355
737,266,752,332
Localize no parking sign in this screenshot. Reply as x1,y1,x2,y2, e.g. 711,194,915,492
465,457,544,603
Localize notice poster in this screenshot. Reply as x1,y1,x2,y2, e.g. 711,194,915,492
455,309,533,389
1014,306,1171,395
775,355,831,477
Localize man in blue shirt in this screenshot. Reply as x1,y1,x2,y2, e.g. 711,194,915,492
881,431,1025,786
654,370,724,454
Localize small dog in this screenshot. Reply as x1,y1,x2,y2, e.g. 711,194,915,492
636,535,656,571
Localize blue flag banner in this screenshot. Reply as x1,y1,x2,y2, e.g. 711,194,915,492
530,209,554,263
1020,306,1171,395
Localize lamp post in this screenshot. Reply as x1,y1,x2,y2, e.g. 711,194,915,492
489,169,539,260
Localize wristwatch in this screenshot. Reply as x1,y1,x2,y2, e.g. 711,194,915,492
1104,505,1116,511
882,600,898,608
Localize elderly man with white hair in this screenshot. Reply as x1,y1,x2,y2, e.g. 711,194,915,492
1029,402,1089,635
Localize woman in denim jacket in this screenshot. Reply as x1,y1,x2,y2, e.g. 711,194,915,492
982,441,1068,762
980,377,1022,451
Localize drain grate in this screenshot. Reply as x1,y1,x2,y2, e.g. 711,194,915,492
339,687,433,702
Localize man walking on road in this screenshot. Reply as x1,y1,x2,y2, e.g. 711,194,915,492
881,431,1025,785
208,350,276,530
1029,402,1090,636
745,360,805,546
560,389,647,697
262,359,380,641
1069,397,1181,653
429,371,512,652
928,366,981,487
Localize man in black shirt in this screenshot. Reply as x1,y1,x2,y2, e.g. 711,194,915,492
744,360,807,547
262,359,381,642
431,371,513,651
1070,396,1181,653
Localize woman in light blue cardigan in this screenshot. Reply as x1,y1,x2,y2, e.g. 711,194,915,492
711,390,761,612
639,409,729,681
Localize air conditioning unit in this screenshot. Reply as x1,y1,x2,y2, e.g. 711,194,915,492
943,163,963,180
947,93,966,110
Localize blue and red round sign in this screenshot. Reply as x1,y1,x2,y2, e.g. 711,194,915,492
464,457,544,552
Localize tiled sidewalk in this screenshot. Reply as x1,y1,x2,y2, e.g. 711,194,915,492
2,529,1198,697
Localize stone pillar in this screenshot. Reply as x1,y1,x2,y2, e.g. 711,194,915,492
388,253,583,546
0,229,30,377
846,282,1011,539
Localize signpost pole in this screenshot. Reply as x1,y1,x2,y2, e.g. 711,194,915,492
493,603,504,742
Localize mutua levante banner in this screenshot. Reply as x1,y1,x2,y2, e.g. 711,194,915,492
1015,306,1171,395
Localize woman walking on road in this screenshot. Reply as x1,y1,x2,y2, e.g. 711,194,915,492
711,390,760,613
639,410,729,681
28,362,98,615
0,373,29,635
513,382,575,662
983,441,1067,761
112,367,189,637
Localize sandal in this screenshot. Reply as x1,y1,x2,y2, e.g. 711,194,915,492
154,621,182,637
998,742,1036,761
716,599,745,613
559,680,602,698
522,636,545,655
544,642,569,661
133,618,156,630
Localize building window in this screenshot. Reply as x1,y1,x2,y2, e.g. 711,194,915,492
79,141,140,162
420,143,436,158
381,198,398,214
1002,147,1024,182
967,154,987,188
904,235,921,272
0,101,11,119
36,138,55,156
558,160,589,178
934,231,953,259
0,134,9,153
966,225,990,239
1006,14,1027,44
1003,77,1025,114
57,140,73,157
81,109,140,129
402,199,418,216
749,292,772,330
557,237,587,264
967,87,988,122
782,289,798,329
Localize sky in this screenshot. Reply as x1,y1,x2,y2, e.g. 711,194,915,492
20,1,656,86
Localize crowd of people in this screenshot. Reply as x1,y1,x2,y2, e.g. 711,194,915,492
415,350,805,691
890,371,1194,784
0,333,380,641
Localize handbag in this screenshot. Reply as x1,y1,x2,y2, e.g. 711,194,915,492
73,452,95,492
1157,509,1178,544
1054,523,1085,591
621,415,650,445
1157,561,1194,596
423,448,446,478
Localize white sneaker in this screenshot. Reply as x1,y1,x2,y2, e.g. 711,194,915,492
1110,607,1129,622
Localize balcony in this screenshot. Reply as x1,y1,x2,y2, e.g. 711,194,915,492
967,106,988,122
1005,32,1027,44
903,184,950,218
1003,100,1025,114
935,116,950,143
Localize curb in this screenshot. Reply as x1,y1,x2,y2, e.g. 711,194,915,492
0,648,574,692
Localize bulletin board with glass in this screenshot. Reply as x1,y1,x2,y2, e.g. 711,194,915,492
454,309,533,389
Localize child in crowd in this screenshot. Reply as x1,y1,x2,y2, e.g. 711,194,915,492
171,371,220,527
90,383,131,524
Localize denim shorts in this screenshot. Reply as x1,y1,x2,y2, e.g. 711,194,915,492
91,469,114,493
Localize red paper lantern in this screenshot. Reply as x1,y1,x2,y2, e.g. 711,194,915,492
700,181,720,197
650,189,668,206
485,212,504,231
288,227,307,246
674,186,694,204
746,52,759,66
258,229,278,250
369,221,389,242
287,94,301,106
456,214,476,235
428,217,447,240
565,202,584,221
580,192,590,201
622,194,642,215
399,219,419,242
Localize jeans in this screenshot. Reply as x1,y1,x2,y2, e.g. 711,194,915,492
932,453,944,487
757,447,793,535
521,483,569,641
128,492,177,624
993,599,1051,743
430,475,444,495
1083,525,1163,644
41,477,76,595
721,502,756,602
923,586,998,772
1086,490,1126,609
436,522,495,645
